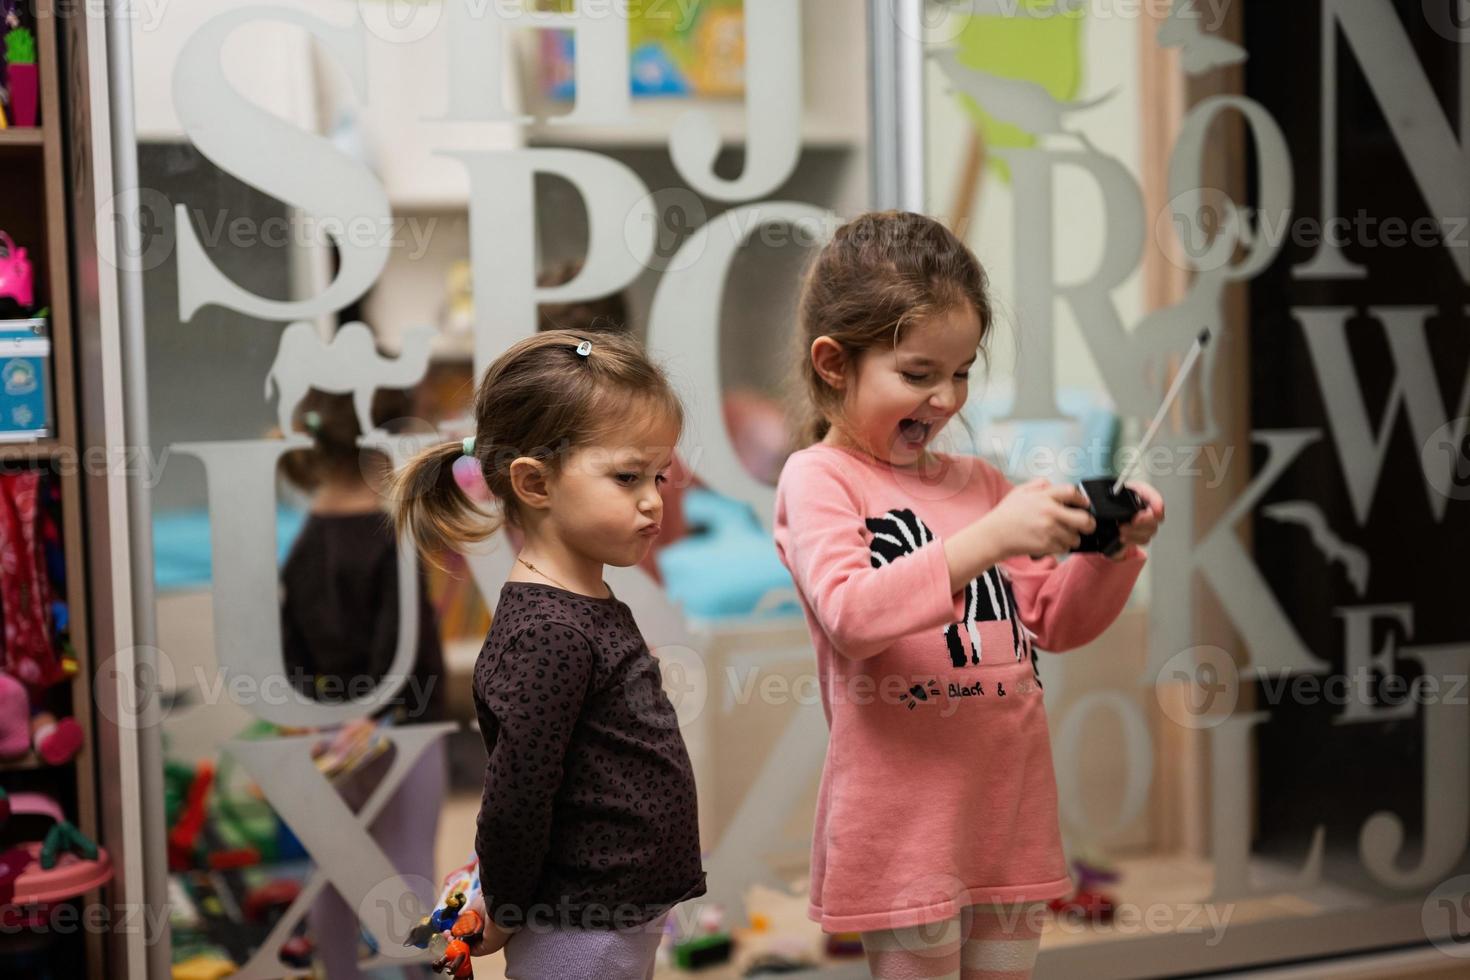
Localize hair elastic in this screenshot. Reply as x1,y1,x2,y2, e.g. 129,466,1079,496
303,410,322,432
575,339,592,357
462,436,475,457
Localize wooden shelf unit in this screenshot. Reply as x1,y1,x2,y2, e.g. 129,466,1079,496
0,127,44,148
0,2,101,976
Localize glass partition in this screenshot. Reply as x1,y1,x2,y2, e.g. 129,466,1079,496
112,0,1469,977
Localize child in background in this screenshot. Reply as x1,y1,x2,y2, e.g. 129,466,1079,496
774,211,1163,979
391,329,706,980
278,386,448,979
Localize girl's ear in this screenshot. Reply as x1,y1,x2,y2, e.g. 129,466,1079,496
508,457,552,511
810,336,850,390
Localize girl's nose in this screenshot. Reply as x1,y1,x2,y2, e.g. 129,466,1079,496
931,383,958,413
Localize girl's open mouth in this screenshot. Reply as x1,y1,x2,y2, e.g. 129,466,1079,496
898,418,934,445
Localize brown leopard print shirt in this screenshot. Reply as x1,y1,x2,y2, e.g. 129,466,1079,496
473,580,707,930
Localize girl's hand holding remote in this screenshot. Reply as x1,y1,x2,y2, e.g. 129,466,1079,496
1114,480,1164,555
944,479,1097,592
985,479,1099,558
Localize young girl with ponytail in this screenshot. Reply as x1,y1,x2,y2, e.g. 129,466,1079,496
776,212,1162,979
391,329,706,979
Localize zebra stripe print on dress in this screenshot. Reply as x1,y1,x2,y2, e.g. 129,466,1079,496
864,508,1033,670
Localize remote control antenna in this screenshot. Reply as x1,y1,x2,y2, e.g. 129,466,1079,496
1113,328,1212,494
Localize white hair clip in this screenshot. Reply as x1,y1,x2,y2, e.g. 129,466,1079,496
575,339,592,356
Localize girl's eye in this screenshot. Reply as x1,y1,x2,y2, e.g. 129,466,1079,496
955,372,970,380
655,473,668,486
901,371,930,383
615,473,639,485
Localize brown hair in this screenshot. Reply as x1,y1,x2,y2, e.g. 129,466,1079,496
279,387,414,492
789,210,993,448
390,329,683,557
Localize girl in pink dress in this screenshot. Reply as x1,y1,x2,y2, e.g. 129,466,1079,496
774,211,1164,979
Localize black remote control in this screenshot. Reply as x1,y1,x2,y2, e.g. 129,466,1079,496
1065,327,1207,557
1071,478,1145,556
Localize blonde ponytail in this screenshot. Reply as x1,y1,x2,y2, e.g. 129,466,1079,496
389,440,500,563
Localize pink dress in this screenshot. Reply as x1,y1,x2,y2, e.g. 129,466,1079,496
772,443,1146,933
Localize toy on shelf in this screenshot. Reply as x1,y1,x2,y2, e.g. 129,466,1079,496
0,472,63,685
29,711,81,765
0,470,76,768
0,317,50,440
0,671,81,767
0,234,35,313
2,9,37,129
38,817,97,869
0,670,25,757
0,788,112,907
405,856,482,977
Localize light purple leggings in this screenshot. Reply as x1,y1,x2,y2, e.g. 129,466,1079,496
310,740,448,980
501,911,669,980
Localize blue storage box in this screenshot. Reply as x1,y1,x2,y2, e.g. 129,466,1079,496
0,317,51,441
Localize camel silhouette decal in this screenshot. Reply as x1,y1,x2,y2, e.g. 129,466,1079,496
264,320,437,435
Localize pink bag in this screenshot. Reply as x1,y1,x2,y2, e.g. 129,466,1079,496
0,231,35,309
